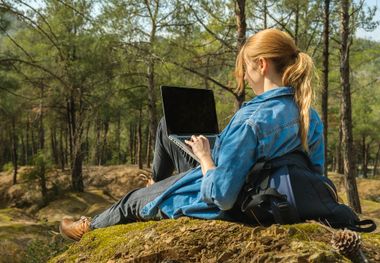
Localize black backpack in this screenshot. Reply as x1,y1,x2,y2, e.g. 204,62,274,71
231,151,376,233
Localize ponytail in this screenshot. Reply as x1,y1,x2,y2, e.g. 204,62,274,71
235,46,246,95
282,52,314,151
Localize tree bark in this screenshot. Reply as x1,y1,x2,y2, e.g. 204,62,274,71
234,0,246,110
340,0,361,213
146,0,159,150
11,117,18,185
38,86,45,150
95,116,101,165
129,123,135,164
263,0,268,29
67,98,74,166
294,1,300,45
20,134,26,165
146,124,151,168
67,90,84,192
39,157,48,205
137,108,143,169
25,116,30,164
147,60,158,152
337,115,344,174
59,125,65,171
373,143,380,177
71,143,84,192
31,124,36,157
116,112,121,164
51,127,59,165
101,119,109,165
361,135,370,178
321,0,330,176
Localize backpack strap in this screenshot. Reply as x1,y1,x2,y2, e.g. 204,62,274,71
245,150,312,188
326,218,377,233
350,219,377,232
241,152,306,225
241,188,287,212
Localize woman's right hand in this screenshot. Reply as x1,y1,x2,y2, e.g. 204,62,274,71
185,135,212,160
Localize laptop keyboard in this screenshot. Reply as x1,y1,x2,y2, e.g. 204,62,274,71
178,136,216,148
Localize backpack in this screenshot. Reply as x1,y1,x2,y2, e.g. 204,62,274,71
231,151,376,233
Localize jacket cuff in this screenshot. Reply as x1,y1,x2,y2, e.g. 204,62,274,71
200,168,216,203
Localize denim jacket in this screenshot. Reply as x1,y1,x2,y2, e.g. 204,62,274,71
141,87,324,220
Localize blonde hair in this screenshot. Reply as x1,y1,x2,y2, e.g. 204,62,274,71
235,29,314,151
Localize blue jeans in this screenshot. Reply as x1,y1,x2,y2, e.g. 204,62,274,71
91,118,197,229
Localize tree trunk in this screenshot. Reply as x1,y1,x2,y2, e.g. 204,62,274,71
294,1,300,45
321,0,330,176
137,109,143,169
51,127,59,165
67,91,84,192
361,135,369,178
263,0,268,29
67,98,74,166
147,1,159,151
373,143,380,177
59,126,65,171
340,0,361,213
39,159,48,205
116,112,121,164
146,124,151,168
337,114,344,174
129,123,135,164
38,86,45,150
234,0,246,110
31,125,36,157
64,126,69,169
147,61,158,151
20,134,26,165
25,116,30,164
95,116,101,165
11,118,18,185
101,119,109,165
71,144,84,192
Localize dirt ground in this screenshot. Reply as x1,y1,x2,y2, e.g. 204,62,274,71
0,165,150,263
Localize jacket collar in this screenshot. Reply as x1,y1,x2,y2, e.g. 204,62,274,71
242,87,294,107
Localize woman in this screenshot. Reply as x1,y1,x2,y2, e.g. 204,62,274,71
60,29,324,241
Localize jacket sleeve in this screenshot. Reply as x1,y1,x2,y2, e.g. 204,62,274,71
200,120,258,210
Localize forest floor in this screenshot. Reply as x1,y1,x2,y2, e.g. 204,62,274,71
0,166,379,262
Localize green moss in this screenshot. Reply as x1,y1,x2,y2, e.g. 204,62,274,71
50,221,158,263
284,222,328,241
0,209,13,223
49,219,380,263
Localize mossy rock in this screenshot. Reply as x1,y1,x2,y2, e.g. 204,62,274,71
49,218,380,263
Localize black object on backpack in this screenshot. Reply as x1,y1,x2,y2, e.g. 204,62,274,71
233,151,376,233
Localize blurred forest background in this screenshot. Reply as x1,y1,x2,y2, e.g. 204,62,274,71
0,0,379,214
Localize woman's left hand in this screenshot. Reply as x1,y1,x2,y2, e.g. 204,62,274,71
185,135,211,161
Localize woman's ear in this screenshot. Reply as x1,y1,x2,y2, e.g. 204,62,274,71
258,57,268,75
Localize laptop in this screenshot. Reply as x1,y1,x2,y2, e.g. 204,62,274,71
161,86,219,163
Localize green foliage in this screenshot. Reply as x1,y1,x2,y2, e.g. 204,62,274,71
22,151,51,182
0,0,379,176
23,238,69,263
1,162,13,172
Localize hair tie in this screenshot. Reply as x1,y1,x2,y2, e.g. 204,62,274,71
293,50,300,58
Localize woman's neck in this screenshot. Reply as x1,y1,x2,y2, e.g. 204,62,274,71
263,76,283,93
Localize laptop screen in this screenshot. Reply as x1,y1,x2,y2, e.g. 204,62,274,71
161,86,219,135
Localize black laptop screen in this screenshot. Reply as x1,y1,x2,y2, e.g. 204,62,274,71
161,86,219,135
